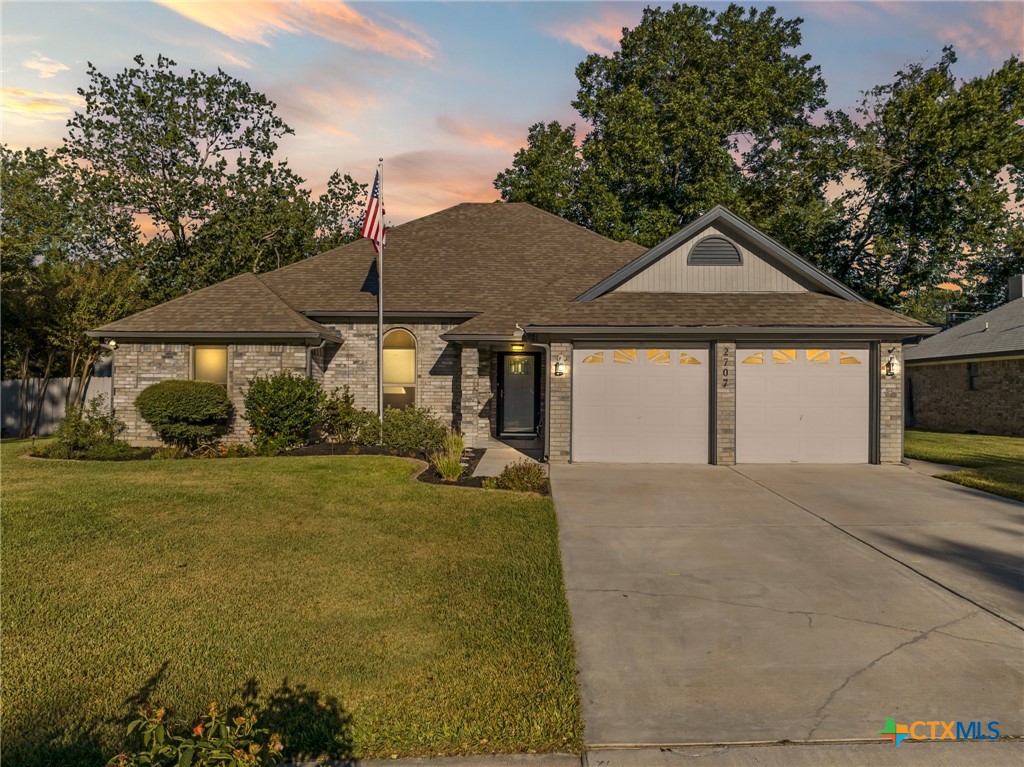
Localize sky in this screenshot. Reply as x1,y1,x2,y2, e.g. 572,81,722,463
2,1,1021,224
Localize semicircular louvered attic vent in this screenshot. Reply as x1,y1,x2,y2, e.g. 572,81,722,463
688,235,742,265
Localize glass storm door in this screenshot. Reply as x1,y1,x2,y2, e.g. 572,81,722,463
500,354,538,435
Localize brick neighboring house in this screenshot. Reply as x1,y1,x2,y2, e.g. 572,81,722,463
90,203,934,463
905,284,1024,437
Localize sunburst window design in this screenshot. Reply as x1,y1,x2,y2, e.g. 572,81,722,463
806,349,831,364
839,352,862,365
679,352,702,365
582,352,604,364
773,349,797,364
646,349,671,365
741,352,764,364
614,349,637,364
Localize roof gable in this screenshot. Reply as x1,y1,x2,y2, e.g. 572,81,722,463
577,206,864,302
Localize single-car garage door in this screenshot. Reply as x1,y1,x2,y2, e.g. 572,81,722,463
572,346,709,462
736,346,870,463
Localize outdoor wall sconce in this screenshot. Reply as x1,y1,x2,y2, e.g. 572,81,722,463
554,355,566,376
885,348,900,377
511,343,525,352
104,339,118,350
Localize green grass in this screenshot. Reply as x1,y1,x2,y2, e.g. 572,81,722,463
0,441,582,765
905,429,1024,502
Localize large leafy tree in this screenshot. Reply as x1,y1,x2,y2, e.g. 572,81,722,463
498,3,827,245
825,49,1024,305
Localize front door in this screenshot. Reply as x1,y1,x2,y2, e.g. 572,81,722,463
498,353,540,437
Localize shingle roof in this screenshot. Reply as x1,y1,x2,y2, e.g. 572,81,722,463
259,203,645,313
904,298,1024,362
520,292,931,331
91,272,339,340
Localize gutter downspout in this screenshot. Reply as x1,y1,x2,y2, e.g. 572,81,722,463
306,338,327,377
532,339,552,463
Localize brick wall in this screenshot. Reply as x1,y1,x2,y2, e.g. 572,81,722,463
879,345,903,464
318,321,462,429
715,342,736,465
548,342,572,462
113,342,306,445
907,357,1024,437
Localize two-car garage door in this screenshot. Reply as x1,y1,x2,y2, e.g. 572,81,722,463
571,344,871,463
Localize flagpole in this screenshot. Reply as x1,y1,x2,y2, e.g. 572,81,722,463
377,157,385,441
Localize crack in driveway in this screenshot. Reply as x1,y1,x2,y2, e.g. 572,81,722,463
804,612,977,740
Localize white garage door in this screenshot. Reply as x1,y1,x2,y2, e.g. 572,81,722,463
572,346,709,463
736,346,870,463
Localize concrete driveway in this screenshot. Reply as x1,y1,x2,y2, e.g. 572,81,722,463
550,463,1023,747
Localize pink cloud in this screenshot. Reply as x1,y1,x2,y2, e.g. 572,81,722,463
382,149,500,221
155,0,436,61
937,2,1023,58
545,6,641,56
1,86,80,120
436,116,521,154
23,52,69,79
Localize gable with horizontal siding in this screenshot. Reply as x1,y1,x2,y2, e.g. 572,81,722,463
613,223,815,293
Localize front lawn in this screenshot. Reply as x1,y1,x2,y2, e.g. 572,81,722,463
0,442,581,765
904,428,1024,502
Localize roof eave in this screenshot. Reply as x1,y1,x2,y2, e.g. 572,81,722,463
86,329,342,343
523,324,936,340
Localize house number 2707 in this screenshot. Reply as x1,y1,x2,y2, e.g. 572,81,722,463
722,348,729,387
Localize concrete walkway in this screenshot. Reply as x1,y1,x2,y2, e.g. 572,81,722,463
550,463,1023,748
905,458,966,477
473,446,543,477
296,740,1024,766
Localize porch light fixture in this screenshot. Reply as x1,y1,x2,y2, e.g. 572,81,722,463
511,343,525,352
885,348,900,377
104,339,118,350
554,354,566,376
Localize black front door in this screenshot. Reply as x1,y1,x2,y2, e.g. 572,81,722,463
497,352,541,437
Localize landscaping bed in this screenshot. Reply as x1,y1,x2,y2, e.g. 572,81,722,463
0,440,582,766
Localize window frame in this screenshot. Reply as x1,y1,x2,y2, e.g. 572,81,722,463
382,328,417,409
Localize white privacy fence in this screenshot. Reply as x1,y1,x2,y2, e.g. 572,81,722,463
1,376,112,437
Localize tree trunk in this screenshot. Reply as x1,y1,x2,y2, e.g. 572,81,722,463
71,354,97,409
17,351,30,438
27,351,54,438
65,348,81,410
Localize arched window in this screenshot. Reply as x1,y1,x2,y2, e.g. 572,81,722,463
383,329,416,409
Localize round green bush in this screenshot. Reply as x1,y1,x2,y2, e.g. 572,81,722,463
243,371,326,453
135,380,234,449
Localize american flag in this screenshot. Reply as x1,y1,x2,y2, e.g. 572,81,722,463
360,169,385,254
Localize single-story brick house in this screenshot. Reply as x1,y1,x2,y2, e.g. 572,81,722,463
905,284,1024,437
91,203,935,463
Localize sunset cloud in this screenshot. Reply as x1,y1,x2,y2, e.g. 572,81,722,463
23,52,68,79
437,116,521,154
385,149,499,220
155,0,436,61
545,6,640,56
1,86,80,120
937,2,1023,58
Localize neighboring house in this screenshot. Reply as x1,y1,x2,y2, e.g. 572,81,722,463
905,283,1024,437
90,204,934,464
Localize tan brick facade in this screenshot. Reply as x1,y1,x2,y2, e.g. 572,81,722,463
547,342,572,463
907,357,1024,438
879,344,904,464
714,342,736,464
114,342,306,445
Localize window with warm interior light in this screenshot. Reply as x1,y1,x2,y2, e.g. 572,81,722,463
193,345,228,385
383,329,416,409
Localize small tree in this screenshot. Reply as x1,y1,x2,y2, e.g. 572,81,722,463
135,380,233,450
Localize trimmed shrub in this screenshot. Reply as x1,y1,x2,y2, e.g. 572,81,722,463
244,371,326,453
136,380,233,450
380,406,447,455
494,459,548,493
430,430,465,481
40,395,130,459
322,386,378,443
